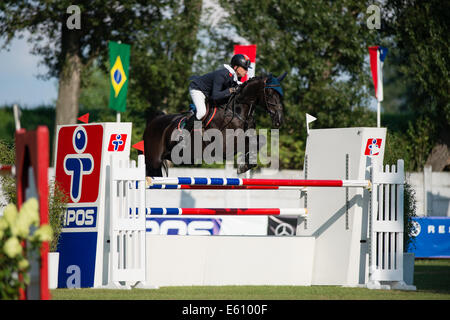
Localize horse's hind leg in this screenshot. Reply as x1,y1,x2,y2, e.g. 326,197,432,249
146,164,163,177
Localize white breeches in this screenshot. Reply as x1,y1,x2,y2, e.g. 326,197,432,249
189,88,207,120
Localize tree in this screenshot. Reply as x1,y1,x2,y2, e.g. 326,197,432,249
0,0,203,160
0,0,203,122
212,0,379,169
384,0,450,171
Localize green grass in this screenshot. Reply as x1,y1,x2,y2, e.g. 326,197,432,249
50,259,450,300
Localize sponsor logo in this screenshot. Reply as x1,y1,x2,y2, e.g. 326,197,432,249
364,138,382,156
275,223,295,236
55,125,103,203
107,133,127,152
146,218,222,235
63,207,97,228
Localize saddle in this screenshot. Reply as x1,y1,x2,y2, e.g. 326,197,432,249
177,100,219,131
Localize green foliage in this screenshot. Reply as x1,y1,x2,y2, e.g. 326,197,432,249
48,180,68,252
211,0,380,168
0,108,16,145
404,182,417,252
404,117,436,171
0,139,16,205
79,64,110,112
384,0,450,155
0,139,67,253
0,138,15,165
0,199,53,300
384,116,435,172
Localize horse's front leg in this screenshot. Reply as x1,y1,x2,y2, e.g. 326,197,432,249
237,128,263,174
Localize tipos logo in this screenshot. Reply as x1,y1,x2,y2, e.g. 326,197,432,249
107,133,127,151
364,138,382,156
64,127,94,202
55,125,103,204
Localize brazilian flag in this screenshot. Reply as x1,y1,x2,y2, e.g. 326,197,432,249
109,41,130,112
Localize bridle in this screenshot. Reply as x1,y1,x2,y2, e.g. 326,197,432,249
220,77,282,130
263,82,283,117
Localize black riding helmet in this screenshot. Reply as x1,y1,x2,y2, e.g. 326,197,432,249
230,54,252,70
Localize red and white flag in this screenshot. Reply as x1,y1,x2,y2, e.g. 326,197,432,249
368,46,388,102
233,44,257,82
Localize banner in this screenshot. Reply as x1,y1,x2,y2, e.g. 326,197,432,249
146,216,268,236
409,217,450,258
109,41,130,112
233,44,257,82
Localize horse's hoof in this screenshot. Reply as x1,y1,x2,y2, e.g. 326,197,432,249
237,164,256,174
237,165,246,174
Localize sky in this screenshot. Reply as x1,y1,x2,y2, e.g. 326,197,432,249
0,34,58,108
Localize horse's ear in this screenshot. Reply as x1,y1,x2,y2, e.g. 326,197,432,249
277,72,287,82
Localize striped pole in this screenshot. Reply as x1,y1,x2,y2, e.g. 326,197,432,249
147,184,306,190
147,177,370,188
144,207,307,217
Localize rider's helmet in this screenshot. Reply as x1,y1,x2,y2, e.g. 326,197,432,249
230,54,251,70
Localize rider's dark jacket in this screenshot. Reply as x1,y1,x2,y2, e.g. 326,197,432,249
189,65,240,104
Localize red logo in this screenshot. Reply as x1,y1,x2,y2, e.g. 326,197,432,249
55,125,103,203
364,138,382,156
107,134,127,152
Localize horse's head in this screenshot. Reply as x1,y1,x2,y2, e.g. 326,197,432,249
262,72,286,128
237,72,286,128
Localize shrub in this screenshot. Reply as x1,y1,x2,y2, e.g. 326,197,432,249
0,199,53,299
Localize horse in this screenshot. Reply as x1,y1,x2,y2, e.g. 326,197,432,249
143,72,287,177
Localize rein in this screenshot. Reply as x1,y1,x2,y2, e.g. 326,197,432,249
218,77,279,131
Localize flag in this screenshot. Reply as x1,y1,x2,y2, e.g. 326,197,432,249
109,41,130,112
368,46,388,102
306,113,317,135
132,140,145,153
77,113,89,123
233,44,257,82
306,113,317,125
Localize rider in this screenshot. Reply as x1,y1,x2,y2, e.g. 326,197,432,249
184,54,251,131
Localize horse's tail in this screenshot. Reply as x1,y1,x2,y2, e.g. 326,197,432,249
161,159,169,177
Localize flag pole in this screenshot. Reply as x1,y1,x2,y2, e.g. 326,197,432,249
377,100,380,128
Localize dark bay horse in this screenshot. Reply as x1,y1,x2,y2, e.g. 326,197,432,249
143,73,287,177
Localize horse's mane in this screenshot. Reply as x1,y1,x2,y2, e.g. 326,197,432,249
235,74,268,102
239,75,266,88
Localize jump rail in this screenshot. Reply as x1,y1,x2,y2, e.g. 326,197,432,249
145,207,307,216
146,176,370,188
148,184,306,190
